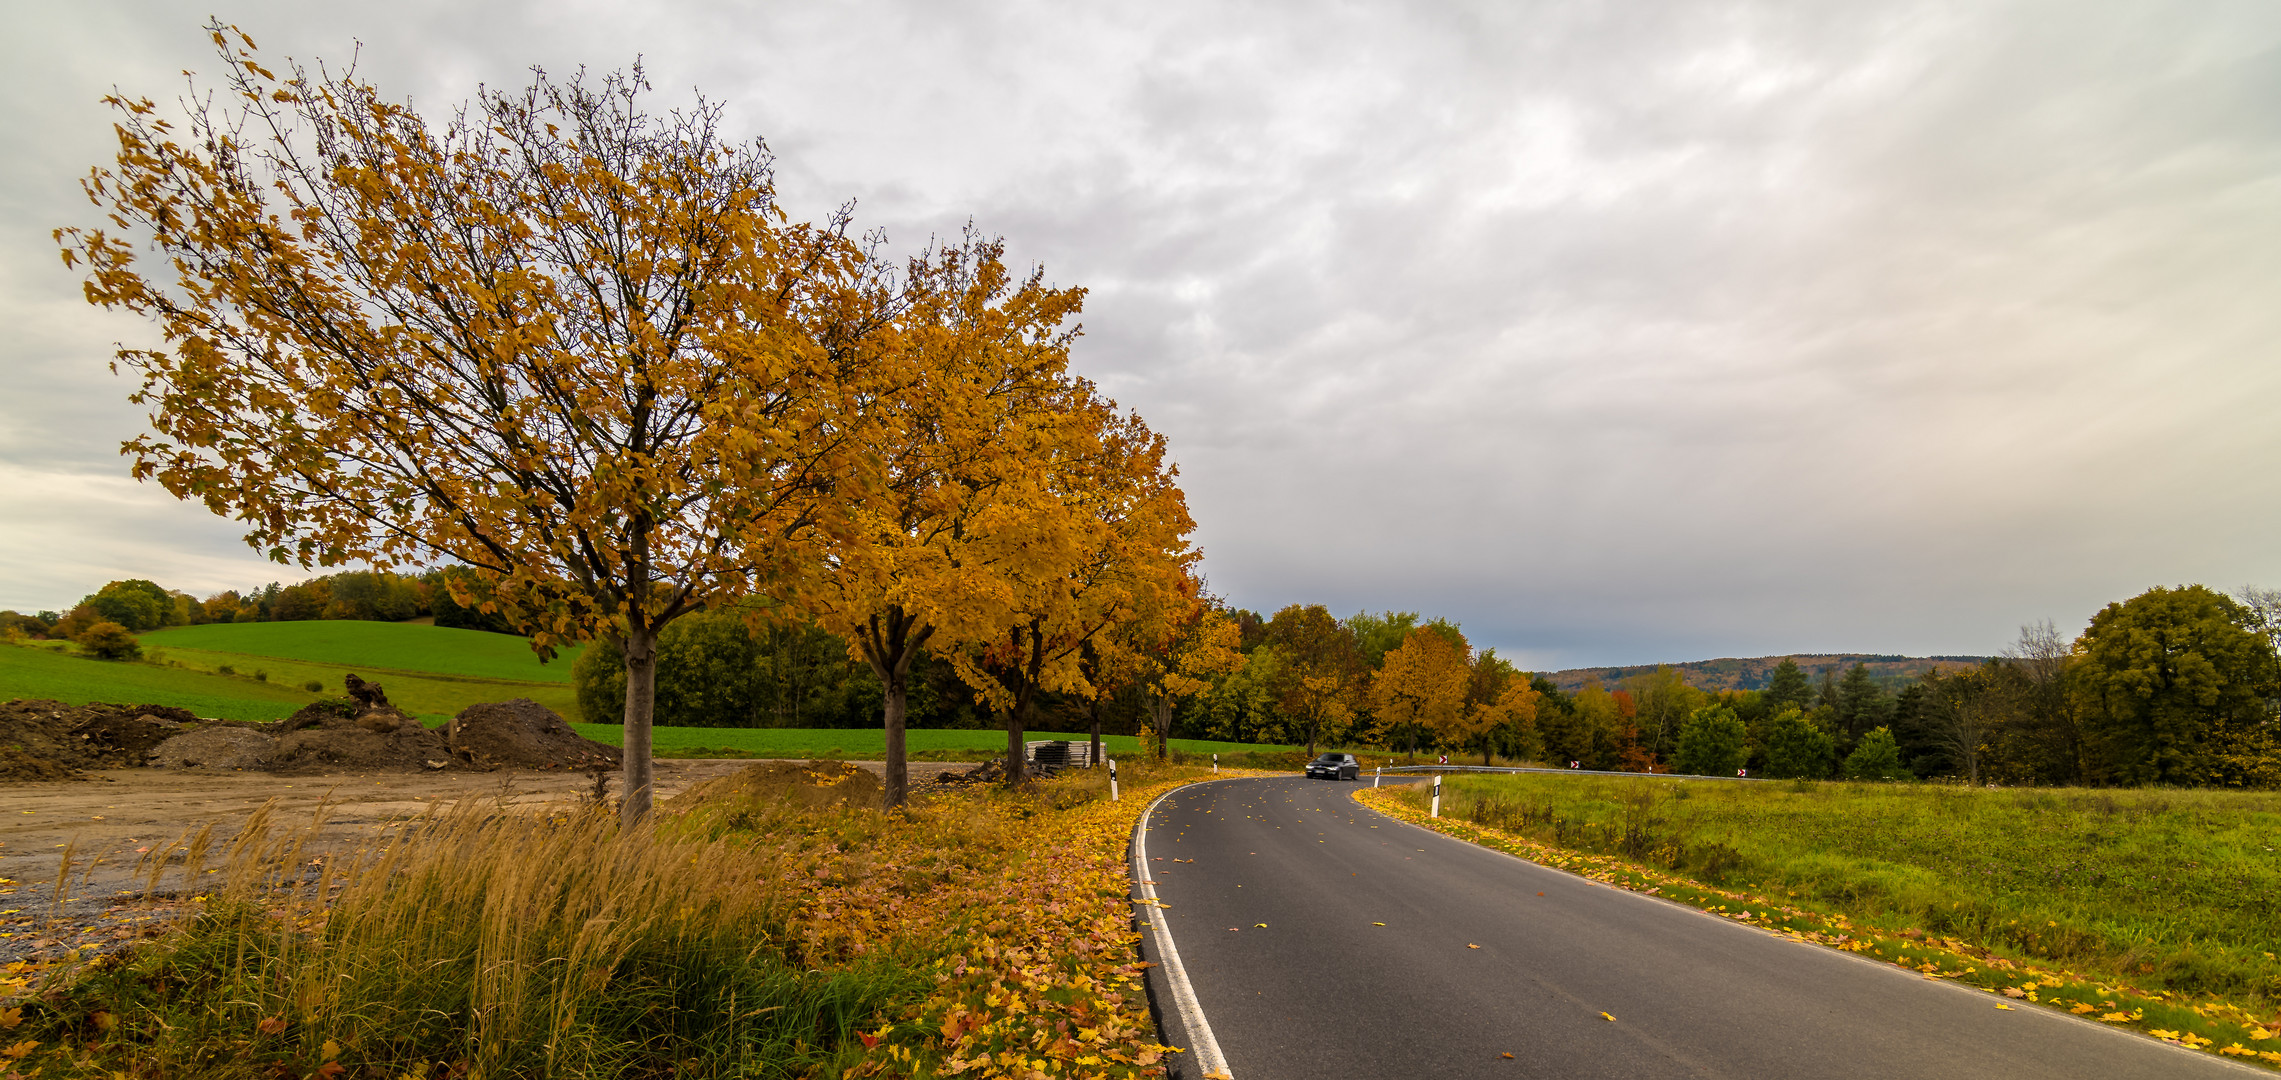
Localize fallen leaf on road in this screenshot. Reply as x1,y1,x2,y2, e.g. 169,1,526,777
1501,1052,1514,1059
2001,987,2026,999
1255,923,1267,928
1601,1012,1617,1022
1372,922,1386,926
1467,944,1481,949
1537,892,1545,896
1995,1004,2013,1011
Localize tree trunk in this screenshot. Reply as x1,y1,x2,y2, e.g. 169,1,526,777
1305,714,1317,757
859,608,931,811
1000,622,1045,786
621,625,658,827
883,669,909,809
1089,695,1103,770
1004,703,1028,784
1152,696,1173,761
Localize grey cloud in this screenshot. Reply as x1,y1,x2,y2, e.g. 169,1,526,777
4,1,2278,667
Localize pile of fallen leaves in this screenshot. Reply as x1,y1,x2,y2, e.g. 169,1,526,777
673,769,1187,1079
1358,786,2281,1068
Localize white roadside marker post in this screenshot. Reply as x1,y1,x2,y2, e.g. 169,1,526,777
1430,774,1442,818
1374,766,1381,788
1109,758,1119,802
1212,753,1218,774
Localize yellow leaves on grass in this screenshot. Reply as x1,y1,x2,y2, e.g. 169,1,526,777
256,1016,288,1036
767,777,1186,1080
0,1007,17,1030
2,1040,37,1060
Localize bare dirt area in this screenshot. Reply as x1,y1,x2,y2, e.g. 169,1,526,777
0,757,969,964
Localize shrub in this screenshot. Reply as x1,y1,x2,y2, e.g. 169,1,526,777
1845,726,1909,781
302,679,325,693
1764,708,1836,779
76,620,142,661
1673,704,1749,777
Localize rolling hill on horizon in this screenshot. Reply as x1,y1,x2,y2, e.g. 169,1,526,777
1541,653,1987,694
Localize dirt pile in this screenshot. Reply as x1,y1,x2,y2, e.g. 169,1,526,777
150,727,276,770
449,699,621,771
265,695,456,774
665,760,883,812
0,699,208,780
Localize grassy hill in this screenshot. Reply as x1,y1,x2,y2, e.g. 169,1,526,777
0,642,316,721
143,621,580,681
1543,653,1988,693
4,621,581,724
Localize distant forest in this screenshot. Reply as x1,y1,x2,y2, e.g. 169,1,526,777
1544,654,1988,694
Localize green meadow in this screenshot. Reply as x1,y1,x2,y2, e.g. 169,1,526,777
1422,773,2281,1006
0,641,315,721
142,621,580,681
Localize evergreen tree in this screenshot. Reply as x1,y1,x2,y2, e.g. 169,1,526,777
1762,658,1813,715
1836,663,1891,737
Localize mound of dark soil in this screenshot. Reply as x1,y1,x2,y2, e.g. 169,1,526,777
448,699,621,771
267,705,457,774
150,726,277,770
0,699,210,779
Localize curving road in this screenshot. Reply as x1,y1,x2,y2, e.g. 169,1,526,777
1131,775,2251,1080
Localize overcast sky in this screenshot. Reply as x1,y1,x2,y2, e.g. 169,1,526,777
4,2,2278,669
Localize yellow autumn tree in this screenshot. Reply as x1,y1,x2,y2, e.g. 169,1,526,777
950,395,1197,783
1373,624,1472,760
58,27,889,822
1094,584,1243,764
1436,648,1539,765
798,232,1085,808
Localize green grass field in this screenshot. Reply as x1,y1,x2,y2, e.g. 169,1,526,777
1422,773,2281,1006
0,641,315,720
142,621,580,681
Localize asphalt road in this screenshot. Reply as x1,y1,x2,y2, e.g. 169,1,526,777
1133,775,2252,1080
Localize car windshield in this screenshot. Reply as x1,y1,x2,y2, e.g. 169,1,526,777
1315,755,1342,763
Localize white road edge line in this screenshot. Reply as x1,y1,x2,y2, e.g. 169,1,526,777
1133,780,1235,1080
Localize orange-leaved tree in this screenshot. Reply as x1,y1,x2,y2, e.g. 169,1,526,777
1373,623,1472,760
951,395,1197,783
58,27,889,823
799,233,1084,808
1137,599,1244,761
1454,650,1538,765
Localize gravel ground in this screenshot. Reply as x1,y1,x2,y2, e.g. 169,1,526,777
0,757,973,964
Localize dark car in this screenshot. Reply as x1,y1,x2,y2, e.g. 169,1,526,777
1306,753,1360,780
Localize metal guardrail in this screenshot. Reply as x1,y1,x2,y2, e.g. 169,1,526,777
1374,764,1759,782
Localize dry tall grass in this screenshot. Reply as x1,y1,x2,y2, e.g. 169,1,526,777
30,793,915,1079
